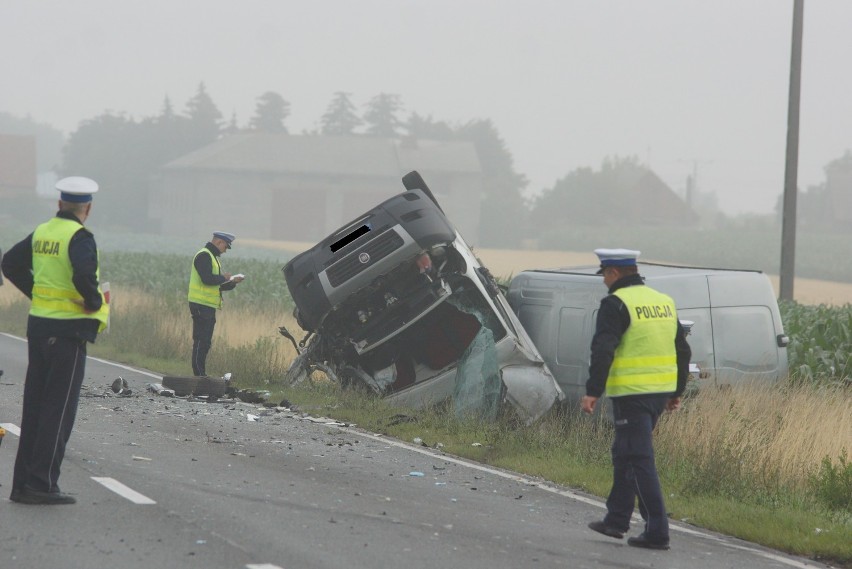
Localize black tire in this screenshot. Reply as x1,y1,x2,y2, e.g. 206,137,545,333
162,375,200,396
162,375,226,397
197,376,227,398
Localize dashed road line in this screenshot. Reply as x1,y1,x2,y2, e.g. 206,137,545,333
0,332,162,379
86,355,162,379
1,423,21,436
91,476,156,504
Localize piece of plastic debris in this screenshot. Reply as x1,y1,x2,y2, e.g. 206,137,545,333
111,377,131,396
147,383,175,397
132,455,152,461
409,471,425,477
412,437,423,445
246,414,260,422
471,442,482,447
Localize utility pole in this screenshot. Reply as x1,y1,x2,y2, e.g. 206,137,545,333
677,159,712,209
779,0,804,301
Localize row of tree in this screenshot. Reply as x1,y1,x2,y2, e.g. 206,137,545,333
52,83,528,244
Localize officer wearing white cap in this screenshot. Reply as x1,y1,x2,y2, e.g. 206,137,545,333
1,176,109,505
584,248,691,550
187,231,244,376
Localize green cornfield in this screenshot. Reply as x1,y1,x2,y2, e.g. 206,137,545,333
780,300,852,384
98,251,295,310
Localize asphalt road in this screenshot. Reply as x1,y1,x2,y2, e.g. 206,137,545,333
0,332,829,569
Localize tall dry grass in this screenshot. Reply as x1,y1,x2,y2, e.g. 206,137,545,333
99,285,299,380
657,381,852,496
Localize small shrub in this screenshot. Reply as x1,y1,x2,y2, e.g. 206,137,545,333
810,450,852,512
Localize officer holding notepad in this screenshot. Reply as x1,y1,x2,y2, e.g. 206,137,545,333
188,231,244,377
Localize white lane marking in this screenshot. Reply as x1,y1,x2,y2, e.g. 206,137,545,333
246,565,284,569
91,477,156,505
86,355,162,379
0,332,162,379
343,427,825,569
1,423,21,436
0,332,26,342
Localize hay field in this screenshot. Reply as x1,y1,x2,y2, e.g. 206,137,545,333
242,238,852,306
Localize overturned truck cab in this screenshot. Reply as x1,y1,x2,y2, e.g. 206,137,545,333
280,172,563,423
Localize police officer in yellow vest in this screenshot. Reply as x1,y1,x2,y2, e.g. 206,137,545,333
582,249,691,550
1,176,109,505
188,231,243,376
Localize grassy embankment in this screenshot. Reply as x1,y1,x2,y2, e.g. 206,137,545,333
0,249,850,566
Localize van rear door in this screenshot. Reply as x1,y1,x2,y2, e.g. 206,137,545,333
707,273,786,383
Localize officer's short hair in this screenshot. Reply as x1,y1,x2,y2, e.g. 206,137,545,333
59,200,89,215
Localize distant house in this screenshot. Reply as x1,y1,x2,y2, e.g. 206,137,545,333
798,151,852,233
152,133,483,244
825,151,852,226
604,166,699,227
533,161,698,229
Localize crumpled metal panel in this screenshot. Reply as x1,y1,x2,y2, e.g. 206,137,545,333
502,364,564,425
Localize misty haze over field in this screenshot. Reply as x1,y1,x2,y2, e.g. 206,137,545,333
1,0,851,216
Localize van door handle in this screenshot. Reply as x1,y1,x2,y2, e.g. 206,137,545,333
777,334,790,347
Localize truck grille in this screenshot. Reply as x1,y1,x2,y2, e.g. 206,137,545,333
325,229,405,287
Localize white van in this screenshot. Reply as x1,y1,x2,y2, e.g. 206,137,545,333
506,262,790,402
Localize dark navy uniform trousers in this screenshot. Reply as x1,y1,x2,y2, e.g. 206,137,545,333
13,336,87,493
190,302,216,376
603,402,669,542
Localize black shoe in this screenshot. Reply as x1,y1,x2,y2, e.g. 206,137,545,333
10,486,76,505
588,520,625,539
627,534,670,550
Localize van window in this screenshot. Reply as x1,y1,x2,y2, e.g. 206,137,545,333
556,307,589,368
712,306,778,372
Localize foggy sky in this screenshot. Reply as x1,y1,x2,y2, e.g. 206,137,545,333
1,1,850,216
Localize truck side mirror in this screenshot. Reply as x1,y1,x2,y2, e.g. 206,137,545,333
777,334,790,348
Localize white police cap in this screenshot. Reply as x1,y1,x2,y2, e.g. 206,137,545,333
56,177,99,203
212,231,236,249
594,248,640,274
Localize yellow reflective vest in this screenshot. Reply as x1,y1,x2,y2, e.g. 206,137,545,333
188,248,223,309
30,217,109,332
606,285,678,397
